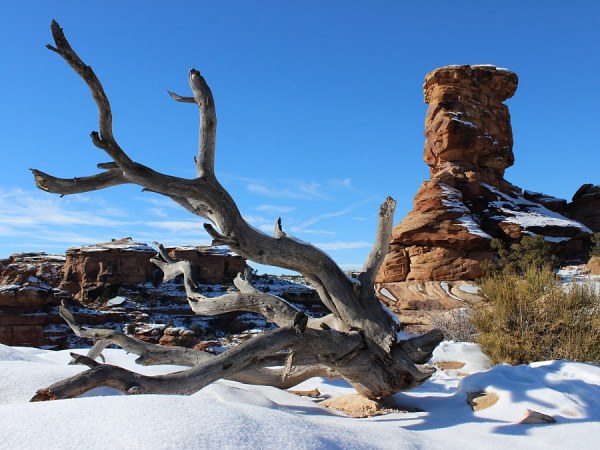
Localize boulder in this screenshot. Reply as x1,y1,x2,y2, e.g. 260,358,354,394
319,394,415,418
467,391,499,411
518,409,556,424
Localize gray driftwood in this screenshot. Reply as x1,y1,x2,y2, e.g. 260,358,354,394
30,21,443,402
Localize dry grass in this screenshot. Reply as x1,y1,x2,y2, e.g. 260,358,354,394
429,308,478,343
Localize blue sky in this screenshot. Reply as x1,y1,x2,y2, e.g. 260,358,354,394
1,1,599,273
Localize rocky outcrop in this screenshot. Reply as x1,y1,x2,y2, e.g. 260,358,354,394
0,239,250,347
60,238,247,302
60,239,158,302
378,65,592,286
0,253,69,347
0,241,321,349
565,184,600,233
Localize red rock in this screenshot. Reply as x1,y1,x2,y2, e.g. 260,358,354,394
378,65,592,286
60,238,248,302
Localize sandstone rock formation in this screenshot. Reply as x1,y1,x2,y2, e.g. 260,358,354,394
0,253,68,347
565,184,600,233
60,238,247,302
0,240,325,348
378,65,592,285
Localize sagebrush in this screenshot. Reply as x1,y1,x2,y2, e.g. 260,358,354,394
473,265,600,365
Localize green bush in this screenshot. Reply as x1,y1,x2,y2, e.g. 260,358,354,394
473,265,600,365
489,235,556,275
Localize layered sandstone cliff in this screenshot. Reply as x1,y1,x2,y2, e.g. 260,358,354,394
0,239,249,346
61,238,247,302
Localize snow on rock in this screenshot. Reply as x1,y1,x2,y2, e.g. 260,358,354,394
439,282,464,302
430,341,491,375
457,283,479,294
455,215,492,239
106,296,128,307
482,182,592,233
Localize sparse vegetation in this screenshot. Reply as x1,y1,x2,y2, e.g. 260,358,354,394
489,235,556,275
429,308,477,343
473,247,600,365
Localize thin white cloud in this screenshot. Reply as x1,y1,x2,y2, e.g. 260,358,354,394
0,189,129,228
145,207,170,218
292,229,336,236
314,241,371,251
291,200,371,232
329,178,353,189
247,180,329,200
255,204,296,213
145,220,204,232
134,196,181,209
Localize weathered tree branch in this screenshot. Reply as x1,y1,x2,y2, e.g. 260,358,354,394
32,325,360,401
61,302,337,387
188,69,217,177
150,243,323,329
359,196,397,289
31,168,128,195
30,21,443,402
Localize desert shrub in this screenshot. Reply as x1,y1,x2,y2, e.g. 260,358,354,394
490,235,556,275
591,232,600,258
429,308,477,343
473,265,600,365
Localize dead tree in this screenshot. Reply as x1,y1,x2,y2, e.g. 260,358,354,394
30,21,443,402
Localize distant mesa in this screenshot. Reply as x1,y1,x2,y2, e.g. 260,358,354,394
376,64,597,330
60,237,246,302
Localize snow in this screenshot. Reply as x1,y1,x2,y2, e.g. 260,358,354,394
457,284,480,295
0,284,19,292
447,111,477,128
379,287,397,302
481,183,593,234
439,183,470,213
438,184,491,239
557,265,600,295
76,240,155,253
440,281,463,301
1,343,599,449
455,215,492,239
106,296,128,307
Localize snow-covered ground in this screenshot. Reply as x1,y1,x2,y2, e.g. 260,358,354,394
1,341,598,449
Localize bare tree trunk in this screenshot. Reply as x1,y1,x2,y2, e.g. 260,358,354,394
30,21,443,402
